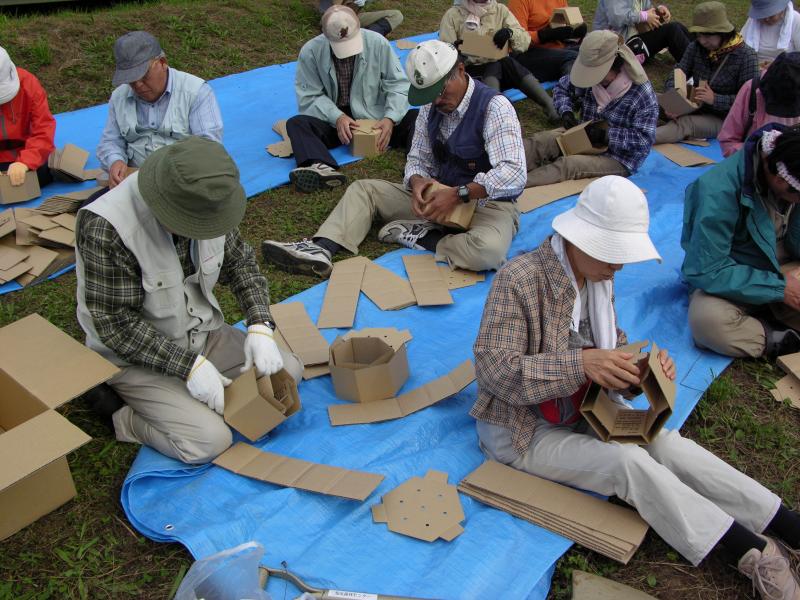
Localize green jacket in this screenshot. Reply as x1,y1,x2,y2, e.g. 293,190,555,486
294,29,409,126
681,126,800,305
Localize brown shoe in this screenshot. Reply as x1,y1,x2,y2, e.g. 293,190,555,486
738,536,800,599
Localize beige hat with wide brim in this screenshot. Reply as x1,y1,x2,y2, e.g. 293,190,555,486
689,1,735,33
570,30,648,88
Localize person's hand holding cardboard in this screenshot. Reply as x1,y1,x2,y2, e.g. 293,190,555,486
187,355,232,414
241,324,284,377
582,348,641,389
108,160,129,188
372,118,394,152
409,175,437,218
336,114,358,145
421,183,460,224
693,81,715,106
7,162,28,186
654,348,676,381
645,8,664,29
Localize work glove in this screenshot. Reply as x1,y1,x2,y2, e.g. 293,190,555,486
537,25,575,44
7,161,28,186
586,122,609,147
493,27,513,49
561,111,579,130
241,323,284,377
186,355,231,415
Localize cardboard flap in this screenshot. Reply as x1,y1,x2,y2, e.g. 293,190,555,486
460,30,509,60
0,172,40,205
557,121,607,157
360,259,417,311
0,314,119,409
0,245,26,271
372,503,388,523
317,257,367,329
266,141,293,158
56,144,90,179
643,342,675,410
403,254,453,306
341,327,413,351
0,209,15,238
352,119,378,134
439,266,485,290
518,178,598,213
550,6,583,26
0,410,90,492
395,39,417,50
653,144,715,167
270,302,329,365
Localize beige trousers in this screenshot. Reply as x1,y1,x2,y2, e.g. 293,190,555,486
688,289,800,358
359,9,403,31
110,324,303,464
315,179,520,272
655,113,723,144
477,420,781,566
523,129,629,187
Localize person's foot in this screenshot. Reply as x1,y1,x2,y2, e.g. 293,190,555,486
289,163,346,193
82,383,124,430
377,220,441,250
738,536,800,599
261,239,333,277
764,323,800,357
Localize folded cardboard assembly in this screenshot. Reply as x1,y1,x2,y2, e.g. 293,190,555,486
657,69,701,117
223,368,301,441
48,144,101,183
557,121,608,157
550,7,583,27
351,119,382,157
0,313,119,540
372,470,465,542
460,30,509,61
0,171,40,205
329,335,410,403
423,182,476,231
458,460,649,564
213,442,384,501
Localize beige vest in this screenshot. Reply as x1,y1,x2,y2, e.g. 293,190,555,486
75,172,225,366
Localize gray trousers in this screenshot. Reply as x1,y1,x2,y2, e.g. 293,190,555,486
359,9,403,31
477,419,780,566
688,289,800,358
315,179,520,272
110,324,303,464
655,113,723,144
524,129,628,187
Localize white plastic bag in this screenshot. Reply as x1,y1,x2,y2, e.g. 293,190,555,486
174,541,271,600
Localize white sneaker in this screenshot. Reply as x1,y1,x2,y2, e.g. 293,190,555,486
261,239,333,277
738,536,800,600
289,162,346,193
377,220,441,251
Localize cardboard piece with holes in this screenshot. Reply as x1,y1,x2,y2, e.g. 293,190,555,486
771,352,800,409
0,313,119,540
372,470,465,542
223,368,301,441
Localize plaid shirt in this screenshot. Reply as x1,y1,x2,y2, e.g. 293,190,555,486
553,75,658,173
404,76,526,203
333,53,357,109
667,41,759,116
77,212,272,379
471,238,628,455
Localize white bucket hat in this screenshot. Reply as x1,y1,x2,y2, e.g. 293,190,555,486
321,5,363,59
0,47,20,106
552,175,661,264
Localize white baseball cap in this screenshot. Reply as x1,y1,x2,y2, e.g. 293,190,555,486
552,176,661,264
405,40,459,106
0,47,19,106
321,5,363,59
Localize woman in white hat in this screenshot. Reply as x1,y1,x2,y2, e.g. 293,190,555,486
471,175,800,599
0,46,55,188
743,0,800,64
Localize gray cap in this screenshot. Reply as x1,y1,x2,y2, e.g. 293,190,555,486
749,0,791,19
112,31,163,87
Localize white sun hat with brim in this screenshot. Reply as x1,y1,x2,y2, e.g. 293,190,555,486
552,175,662,264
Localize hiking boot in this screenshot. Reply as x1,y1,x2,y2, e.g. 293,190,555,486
261,238,333,277
378,220,441,250
738,536,800,599
82,383,124,430
289,163,346,193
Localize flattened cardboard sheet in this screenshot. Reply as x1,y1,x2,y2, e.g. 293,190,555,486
372,470,465,542
458,460,649,563
460,30,509,61
328,359,475,425
38,187,100,214
518,178,598,213
351,119,381,157
438,266,485,290
0,258,31,284
572,570,656,600
317,257,367,329
402,254,453,306
36,227,75,248
0,172,40,205
550,6,583,26
270,302,329,366
50,213,76,232
266,119,293,158
682,138,710,147
48,144,97,182
0,209,15,238
653,143,715,167
557,121,608,157
360,258,416,310
0,245,26,271
16,247,72,287
770,373,800,409
272,326,329,380
213,442,384,501
395,39,418,50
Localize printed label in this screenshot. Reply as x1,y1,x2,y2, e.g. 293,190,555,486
327,591,378,600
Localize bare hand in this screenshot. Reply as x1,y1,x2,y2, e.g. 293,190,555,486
409,175,436,218
372,118,394,152
582,348,641,390
784,269,800,311
656,348,676,381
646,8,663,29
657,4,671,22
421,185,459,223
108,160,128,189
336,114,358,145
7,161,28,186
693,83,715,106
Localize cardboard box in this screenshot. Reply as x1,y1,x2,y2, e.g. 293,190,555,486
460,30,509,61
653,143,715,167
556,121,608,157
550,6,583,27
351,119,382,157
224,368,300,441
0,171,40,205
0,313,118,540
580,341,675,445
329,336,410,403
657,69,700,117
423,182,476,231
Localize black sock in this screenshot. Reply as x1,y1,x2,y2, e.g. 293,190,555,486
717,521,766,563
767,505,800,549
417,229,445,253
312,237,341,257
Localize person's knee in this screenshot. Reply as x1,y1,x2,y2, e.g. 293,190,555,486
386,10,403,30
688,292,751,350
173,419,232,465
611,444,653,498
451,231,510,271
286,115,312,137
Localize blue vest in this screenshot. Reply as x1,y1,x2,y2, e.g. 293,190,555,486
427,80,497,189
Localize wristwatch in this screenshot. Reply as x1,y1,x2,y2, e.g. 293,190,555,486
457,185,471,203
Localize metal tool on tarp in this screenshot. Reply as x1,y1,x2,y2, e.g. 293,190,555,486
259,565,438,600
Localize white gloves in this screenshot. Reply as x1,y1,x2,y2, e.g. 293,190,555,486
186,355,231,414
7,161,28,186
241,324,284,377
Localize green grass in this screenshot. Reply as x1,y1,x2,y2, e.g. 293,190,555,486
0,0,797,599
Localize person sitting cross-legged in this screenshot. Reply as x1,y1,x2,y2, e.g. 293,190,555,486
261,40,526,278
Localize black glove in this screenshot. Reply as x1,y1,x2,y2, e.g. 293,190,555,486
537,25,575,44
561,111,579,130
586,122,609,147
493,27,513,49
571,23,588,40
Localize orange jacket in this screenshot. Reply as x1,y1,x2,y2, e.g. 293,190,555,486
0,68,55,169
508,0,569,48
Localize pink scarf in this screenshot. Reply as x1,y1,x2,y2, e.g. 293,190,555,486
592,69,633,112
460,0,495,30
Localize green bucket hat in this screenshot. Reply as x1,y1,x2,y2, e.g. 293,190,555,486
689,1,735,33
137,137,246,240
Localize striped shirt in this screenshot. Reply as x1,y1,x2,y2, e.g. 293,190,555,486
404,76,526,203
